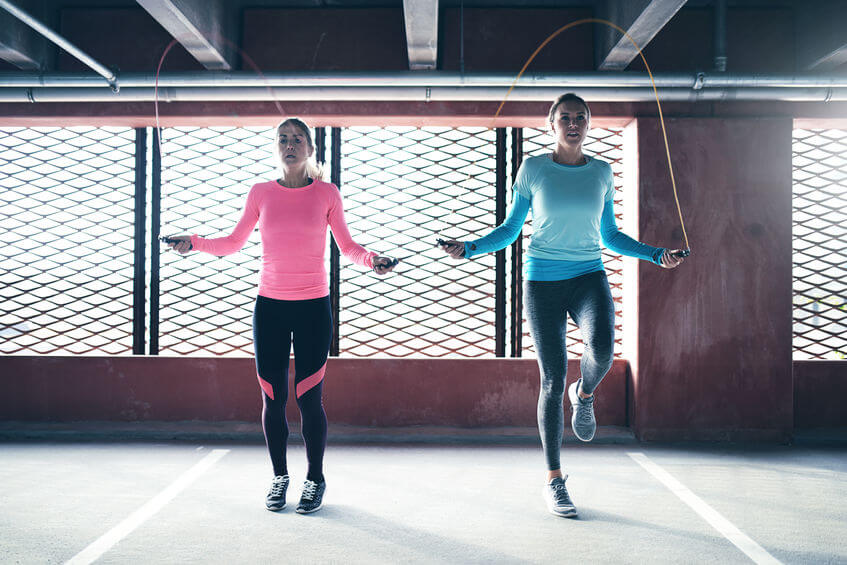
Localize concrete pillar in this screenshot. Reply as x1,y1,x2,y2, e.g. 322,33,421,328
630,117,793,441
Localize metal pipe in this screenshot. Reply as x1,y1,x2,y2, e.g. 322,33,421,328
3,71,847,89
0,71,692,88
0,0,117,88
2,86,846,103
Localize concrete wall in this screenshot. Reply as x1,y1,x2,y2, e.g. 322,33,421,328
0,356,629,428
794,361,847,429
1,356,841,432
1,6,845,438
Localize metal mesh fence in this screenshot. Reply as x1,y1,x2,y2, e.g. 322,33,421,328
339,127,498,357
1,127,137,354
7,124,847,361
518,127,626,358
3,124,632,359
158,127,277,356
792,129,847,360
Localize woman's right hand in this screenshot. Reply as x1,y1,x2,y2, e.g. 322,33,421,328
164,235,193,254
659,249,685,269
438,239,465,260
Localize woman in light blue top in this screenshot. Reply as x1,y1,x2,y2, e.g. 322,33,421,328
439,93,685,518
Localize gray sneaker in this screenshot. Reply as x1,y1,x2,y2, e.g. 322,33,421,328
568,378,596,442
296,479,326,514
265,475,289,511
544,476,577,517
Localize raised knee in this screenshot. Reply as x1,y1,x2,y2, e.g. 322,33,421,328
597,351,614,371
586,340,613,368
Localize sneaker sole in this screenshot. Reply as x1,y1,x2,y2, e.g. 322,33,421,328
295,502,323,514
548,505,578,518
265,503,286,511
545,489,578,518
571,420,595,442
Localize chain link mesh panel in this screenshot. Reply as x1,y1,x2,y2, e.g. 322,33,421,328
518,127,626,358
158,127,278,356
339,127,498,357
792,129,847,360
1,127,137,354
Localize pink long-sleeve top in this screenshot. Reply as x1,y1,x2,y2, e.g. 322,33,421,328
190,179,377,300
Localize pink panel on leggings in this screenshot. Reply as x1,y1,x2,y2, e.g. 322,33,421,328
257,374,274,400
295,363,326,398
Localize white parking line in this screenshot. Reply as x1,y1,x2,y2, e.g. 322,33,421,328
628,452,783,565
66,448,229,565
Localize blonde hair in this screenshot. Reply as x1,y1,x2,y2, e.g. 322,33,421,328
547,93,591,124
274,118,325,181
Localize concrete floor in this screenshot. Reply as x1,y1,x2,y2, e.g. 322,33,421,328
1,441,845,564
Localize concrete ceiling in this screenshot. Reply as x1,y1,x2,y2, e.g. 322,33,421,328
0,0,844,76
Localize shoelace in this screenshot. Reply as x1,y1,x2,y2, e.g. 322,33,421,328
269,476,288,496
553,482,573,505
577,397,594,423
574,391,594,420
301,480,318,501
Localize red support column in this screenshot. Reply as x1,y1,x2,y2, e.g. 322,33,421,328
631,117,793,441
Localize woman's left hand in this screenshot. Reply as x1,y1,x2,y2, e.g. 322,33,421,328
372,256,399,276
659,249,685,269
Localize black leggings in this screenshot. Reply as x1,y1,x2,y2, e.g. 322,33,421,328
253,294,332,482
525,271,615,471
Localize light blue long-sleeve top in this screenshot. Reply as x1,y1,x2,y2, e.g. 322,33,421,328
464,154,665,281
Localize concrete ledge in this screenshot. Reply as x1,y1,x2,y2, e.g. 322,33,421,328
637,428,792,443
0,356,629,427
792,427,847,446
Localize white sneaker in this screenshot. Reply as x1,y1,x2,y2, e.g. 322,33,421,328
544,475,577,518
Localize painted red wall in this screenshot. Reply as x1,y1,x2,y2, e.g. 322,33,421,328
2,356,841,431
632,117,794,441
0,356,629,427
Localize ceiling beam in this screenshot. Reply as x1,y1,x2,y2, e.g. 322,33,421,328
798,1,847,71
807,45,847,71
403,0,439,70
136,0,233,70
598,0,687,70
0,0,49,70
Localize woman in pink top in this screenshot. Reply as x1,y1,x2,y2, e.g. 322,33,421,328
165,118,397,514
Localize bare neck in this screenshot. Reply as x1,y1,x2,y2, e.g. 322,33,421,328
552,145,586,166
278,164,310,188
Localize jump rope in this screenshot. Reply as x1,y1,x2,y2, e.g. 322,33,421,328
439,18,691,260
160,18,691,267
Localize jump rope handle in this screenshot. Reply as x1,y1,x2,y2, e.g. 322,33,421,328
436,238,467,258
159,236,192,250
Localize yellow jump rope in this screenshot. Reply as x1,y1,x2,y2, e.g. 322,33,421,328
155,19,691,257
492,18,690,256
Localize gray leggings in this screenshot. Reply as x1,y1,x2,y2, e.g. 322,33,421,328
525,270,615,471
